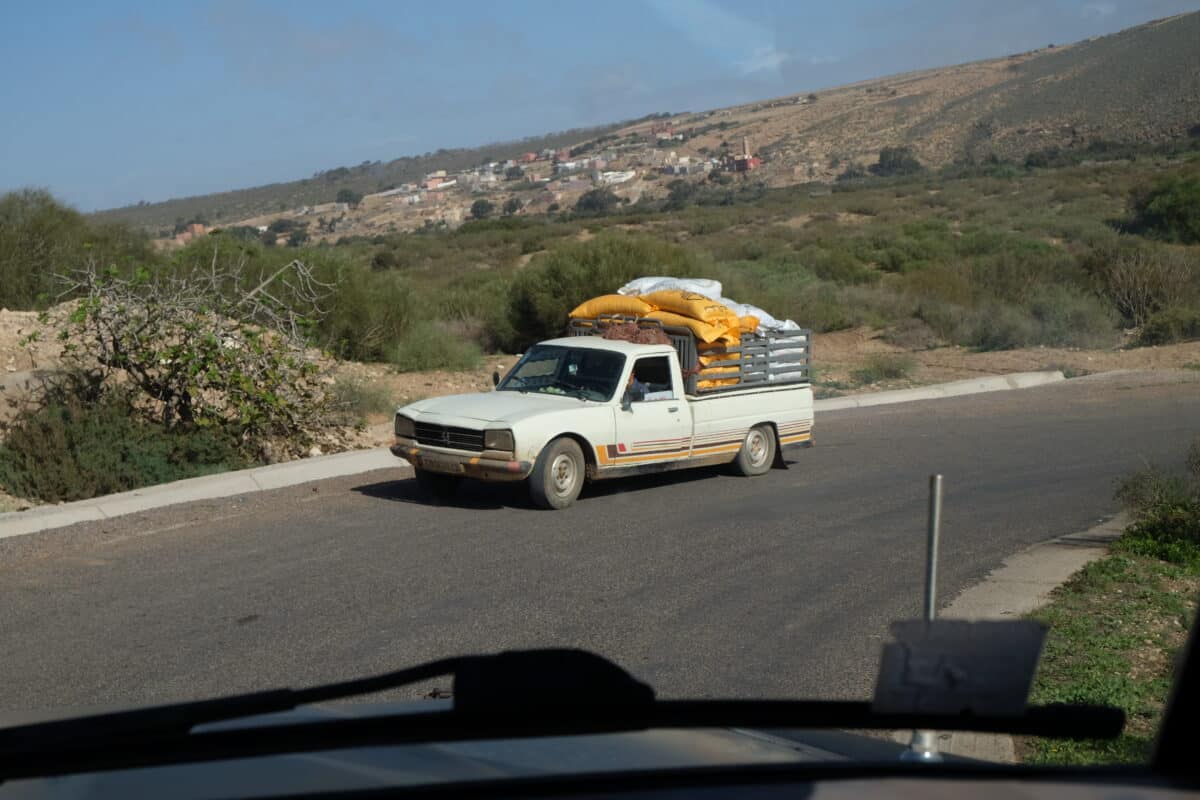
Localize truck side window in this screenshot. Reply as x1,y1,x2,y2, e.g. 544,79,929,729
630,356,675,402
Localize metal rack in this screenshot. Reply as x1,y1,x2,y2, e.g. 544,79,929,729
568,315,811,395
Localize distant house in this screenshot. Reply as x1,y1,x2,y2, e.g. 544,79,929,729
174,222,208,244
333,202,351,212
421,176,444,190
520,152,538,163
597,170,635,186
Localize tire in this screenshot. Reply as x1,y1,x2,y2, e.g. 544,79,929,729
414,468,460,502
734,424,776,477
529,437,585,509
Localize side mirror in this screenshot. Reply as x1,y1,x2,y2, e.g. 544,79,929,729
620,393,633,412
492,370,500,387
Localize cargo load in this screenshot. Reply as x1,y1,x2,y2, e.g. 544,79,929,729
567,276,811,395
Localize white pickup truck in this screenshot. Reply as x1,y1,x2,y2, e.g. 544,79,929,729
391,330,814,509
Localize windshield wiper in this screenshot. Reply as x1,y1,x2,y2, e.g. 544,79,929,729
0,649,1123,781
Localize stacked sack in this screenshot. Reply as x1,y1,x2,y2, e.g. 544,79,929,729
568,276,804,391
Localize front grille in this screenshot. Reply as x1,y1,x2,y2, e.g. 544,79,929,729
414,422,485,452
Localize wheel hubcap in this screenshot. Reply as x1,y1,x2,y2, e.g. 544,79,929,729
551,454,576,495
747,430,768,467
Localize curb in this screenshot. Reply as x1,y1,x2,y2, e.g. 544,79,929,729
1,369,1069,540
893,513,1128,763
0,448,409,541
813,370,1064,411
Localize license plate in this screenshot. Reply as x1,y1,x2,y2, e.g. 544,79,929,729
421,455,464,474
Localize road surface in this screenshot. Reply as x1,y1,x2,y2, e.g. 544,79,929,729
2,371,1198,719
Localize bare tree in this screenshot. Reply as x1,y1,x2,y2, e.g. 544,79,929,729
1098,246,1196,326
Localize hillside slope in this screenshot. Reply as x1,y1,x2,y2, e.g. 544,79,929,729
632,12,1199,185
93,12,1199,228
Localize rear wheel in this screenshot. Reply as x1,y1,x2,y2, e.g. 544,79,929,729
734,424,776,477
530,437,585,509
414,468,460,502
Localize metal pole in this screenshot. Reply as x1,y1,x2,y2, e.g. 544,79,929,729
903,474,945,763
924,474,943,623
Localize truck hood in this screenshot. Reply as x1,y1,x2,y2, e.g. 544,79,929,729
402,391,592,426
0,700,895,800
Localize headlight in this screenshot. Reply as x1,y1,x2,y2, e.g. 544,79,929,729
394,414,415,438
484,429,514,451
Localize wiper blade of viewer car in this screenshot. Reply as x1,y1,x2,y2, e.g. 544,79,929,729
0,649,1123,781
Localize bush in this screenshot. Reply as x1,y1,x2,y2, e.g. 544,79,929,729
575,188,620,215
0,189,154,310
470,199,495,220
852,353,916,384
329,377,395,427
504,236,700,348
389,321,482,372
1136,307,1200,346
1129,175,1200,244
320,268,415,361
0,385,246,503
1088,243,1199,326
1114,443,1200,566
870,146,923,177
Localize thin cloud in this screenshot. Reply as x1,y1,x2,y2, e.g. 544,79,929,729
1082,1,1117,16
648,0,795,76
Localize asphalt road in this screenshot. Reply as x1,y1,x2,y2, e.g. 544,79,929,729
2,371,1198,719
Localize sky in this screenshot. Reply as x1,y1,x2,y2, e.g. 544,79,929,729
2,0,1197,212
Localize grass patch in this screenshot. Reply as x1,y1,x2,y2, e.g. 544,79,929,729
1023,441,1200,765
1183,362,1200,371
851,353,916,384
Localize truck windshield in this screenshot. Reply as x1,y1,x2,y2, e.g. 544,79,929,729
497,345,626,402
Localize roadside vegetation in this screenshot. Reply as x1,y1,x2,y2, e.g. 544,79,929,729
2,138,1199,504
1023,437,1200,765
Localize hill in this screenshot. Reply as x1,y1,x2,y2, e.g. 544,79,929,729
91,12,1200,231
617,12,1200,187
89,116,667,233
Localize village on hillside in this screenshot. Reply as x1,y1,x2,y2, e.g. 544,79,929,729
170,121,771,246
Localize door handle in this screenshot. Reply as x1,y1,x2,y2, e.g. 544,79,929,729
668,406,679,412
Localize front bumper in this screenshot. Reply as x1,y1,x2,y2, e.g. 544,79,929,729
391,439,533,482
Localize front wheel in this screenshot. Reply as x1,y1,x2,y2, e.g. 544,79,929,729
529,437,585,509
733,424,776,477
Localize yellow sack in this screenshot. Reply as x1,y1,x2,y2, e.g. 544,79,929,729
697,332,740,351
738,315,760,333
641,290,738,329
697,377,739,389
645,310,728,343
698,353,740,367
568,294,653,319
699,366,739,377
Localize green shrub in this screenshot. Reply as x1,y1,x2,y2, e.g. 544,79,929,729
1027,285,1118,348
1114,445,1200,566
968,303,1040,350
1137,307,1200,346
0,189,155,310
320,268,415,361
852,353,916,384
504,236,701,348
1129,175,1200,244
329,377,395,426
0,389,246,503
389,321,482,372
